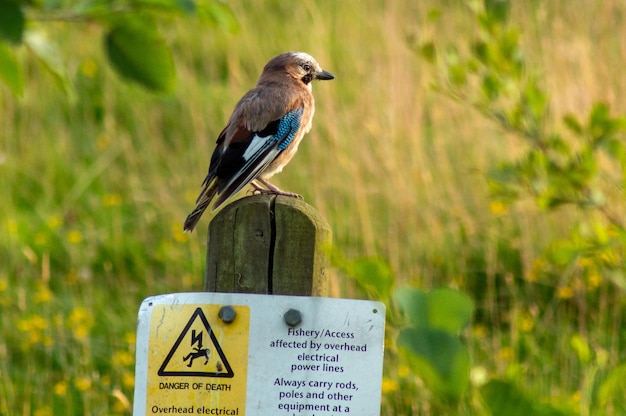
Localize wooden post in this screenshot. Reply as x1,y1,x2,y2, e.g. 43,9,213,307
204,194,331,296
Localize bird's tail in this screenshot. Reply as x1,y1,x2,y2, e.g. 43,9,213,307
183,181,218,232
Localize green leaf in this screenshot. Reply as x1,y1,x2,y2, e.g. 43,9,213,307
600,137,625,160
427,288,474,333
196,1,240,32
545,135,570,155
104,18,175,93
346,257,394,301
398,327,470,400
24,31,75,100
472,41,489,63
449,63,468,86
482,72,501,100
523,79,547,121
482,380,574,416
569,334,591,364
589,102,610,128
174,0,196,13
500,29,521,65
0,42,23,96
394,287,428,328
419,42,436,63
563,114,583,135
393,287,474,333
484,0,511,24
482,380,540,416
132,0,196,14
0,2,25,44
426,8,442,22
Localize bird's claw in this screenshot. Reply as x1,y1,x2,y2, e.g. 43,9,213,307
251,188,302,199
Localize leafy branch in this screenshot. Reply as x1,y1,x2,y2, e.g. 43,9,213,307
0,0,238,95
419,0,626,289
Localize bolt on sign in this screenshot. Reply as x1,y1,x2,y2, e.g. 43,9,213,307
133,293,386,415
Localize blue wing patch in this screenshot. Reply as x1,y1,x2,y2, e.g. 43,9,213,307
213,107,304,207
276,108,303,150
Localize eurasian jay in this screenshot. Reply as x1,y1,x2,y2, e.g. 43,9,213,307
183,52,334,232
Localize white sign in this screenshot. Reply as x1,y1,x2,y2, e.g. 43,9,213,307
133,293,386,416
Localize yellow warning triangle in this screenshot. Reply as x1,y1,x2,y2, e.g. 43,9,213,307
158,308,234,377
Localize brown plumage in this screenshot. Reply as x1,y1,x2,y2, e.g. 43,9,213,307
183,52,334,232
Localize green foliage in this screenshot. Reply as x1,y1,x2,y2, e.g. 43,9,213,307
481,380,574,416
0,1,25,44
395,287,474,334
105,17,175,93
25,30,75,98
423,0,626,302
3,0,626,415
340,255,477,411
425,1,626,239
417,0,626,413
395,287,474,402
0,42,23,96
0,0,238,94
338,256,395,302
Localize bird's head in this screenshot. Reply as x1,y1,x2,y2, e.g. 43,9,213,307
262,52,334,86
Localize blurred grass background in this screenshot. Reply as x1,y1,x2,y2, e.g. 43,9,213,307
1,0,626,414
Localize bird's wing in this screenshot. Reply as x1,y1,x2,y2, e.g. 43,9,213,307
212,107,304,208
183,179,218,232
184,88,306,232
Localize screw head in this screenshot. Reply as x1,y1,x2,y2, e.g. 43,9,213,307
283,308,302,327
218,305,236,323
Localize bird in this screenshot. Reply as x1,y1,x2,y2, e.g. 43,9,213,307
183,51,334,232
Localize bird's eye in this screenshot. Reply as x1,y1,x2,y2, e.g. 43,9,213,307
301,63,311,72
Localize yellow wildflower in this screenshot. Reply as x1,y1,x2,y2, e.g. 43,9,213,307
66,230,83,244
34,285,53,303
526,258,545,283
33,407,52,416
397,365,410,378
586,270,602,289
498,346,514,361
556,286,574,299
103,193,123,207
125,332,137,346
489,200,509,214
172,222,189,243
54,381,67,396
67,307,94,340
122,373,135,389
80,59,98,78
112,350,134,367
519,312,534,332
381,377,399,394
17,316,48,332
46,216,62,229
75,376,92,392
472,324,487,338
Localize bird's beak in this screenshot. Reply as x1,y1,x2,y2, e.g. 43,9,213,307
314,70,335,81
